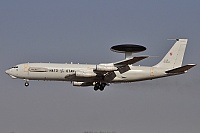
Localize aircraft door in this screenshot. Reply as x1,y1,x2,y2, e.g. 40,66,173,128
24,64,29,77
150,68,154,76
24,64,29,72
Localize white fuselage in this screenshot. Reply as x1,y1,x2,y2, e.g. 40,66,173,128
5,63,171,83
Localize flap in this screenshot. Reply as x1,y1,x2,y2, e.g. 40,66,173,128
165,64,196,73
114,56,149,66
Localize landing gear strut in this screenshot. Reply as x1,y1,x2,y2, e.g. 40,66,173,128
25,80,29,87
94,82,107,91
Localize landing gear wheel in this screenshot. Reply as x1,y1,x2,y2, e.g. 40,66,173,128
99,83,106,91
25,82,29,87
94,86,98,91
94,82,100,91
94,82,107,91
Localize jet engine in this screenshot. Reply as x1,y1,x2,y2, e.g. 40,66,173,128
75,71,96,77
95,65,118,72
72,81,94,86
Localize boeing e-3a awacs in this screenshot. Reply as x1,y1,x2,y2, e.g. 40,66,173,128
5,39,196,91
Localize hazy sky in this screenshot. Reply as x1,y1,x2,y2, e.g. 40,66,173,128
0,1,200,133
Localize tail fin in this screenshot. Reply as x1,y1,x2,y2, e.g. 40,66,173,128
154,39,188,69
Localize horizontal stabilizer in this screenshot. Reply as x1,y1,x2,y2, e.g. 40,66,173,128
165,64,196,74
114,56,149,66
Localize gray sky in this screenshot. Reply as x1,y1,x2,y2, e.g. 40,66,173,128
0,0,200,133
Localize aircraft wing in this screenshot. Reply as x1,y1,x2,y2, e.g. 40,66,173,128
114,56,149,67
65,56,149,80
93,56,149,73
109,56,149,74
165,64,196,74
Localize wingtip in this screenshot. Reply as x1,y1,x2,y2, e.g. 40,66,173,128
187,64,197,66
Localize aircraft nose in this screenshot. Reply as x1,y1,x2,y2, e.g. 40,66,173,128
5,69,10,74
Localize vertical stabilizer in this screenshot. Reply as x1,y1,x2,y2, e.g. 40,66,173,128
154,39,188,69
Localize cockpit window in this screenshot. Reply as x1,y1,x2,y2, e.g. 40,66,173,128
12,66,18,69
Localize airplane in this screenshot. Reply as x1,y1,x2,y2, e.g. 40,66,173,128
5,39,196,91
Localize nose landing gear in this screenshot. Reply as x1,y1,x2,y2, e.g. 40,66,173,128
24,80,29,87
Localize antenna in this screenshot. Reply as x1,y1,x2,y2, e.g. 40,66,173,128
110,44,146,59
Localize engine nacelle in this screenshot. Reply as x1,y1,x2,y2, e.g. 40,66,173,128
95,65,118,72
65,72,76,76
72,81,94,87
75,71,96,77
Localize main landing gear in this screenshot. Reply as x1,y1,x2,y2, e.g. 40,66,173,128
24,80,29,87
94,82,107,91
